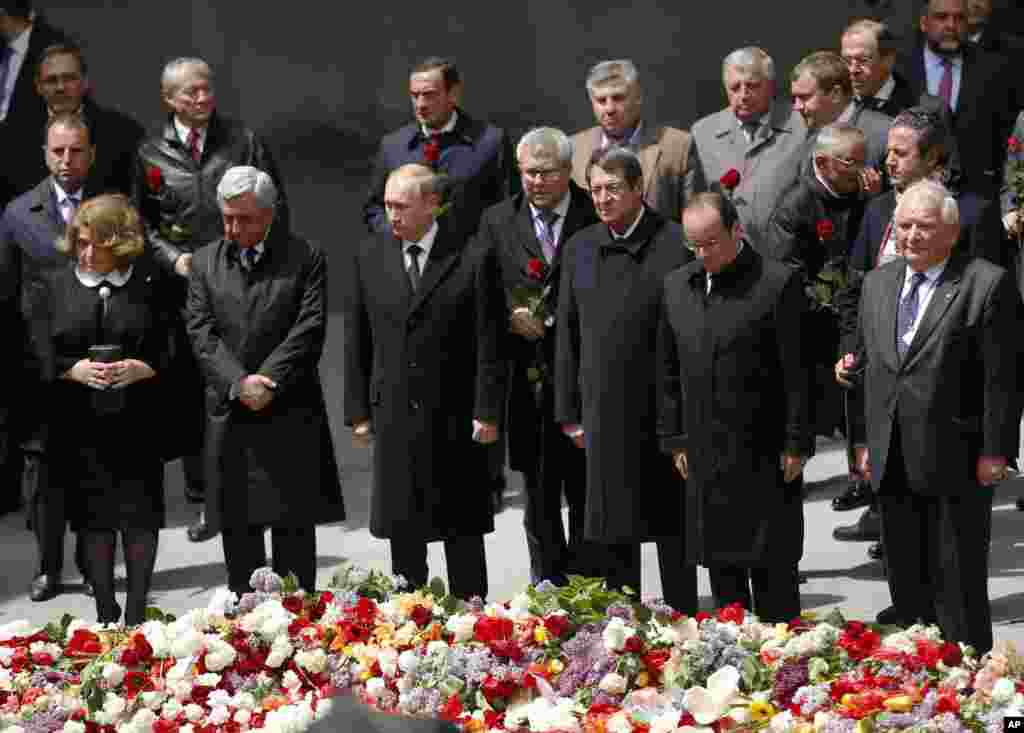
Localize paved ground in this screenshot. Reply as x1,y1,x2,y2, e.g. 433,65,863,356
3,178,1024,647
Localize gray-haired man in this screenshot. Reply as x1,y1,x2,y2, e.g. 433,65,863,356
186,166,345,597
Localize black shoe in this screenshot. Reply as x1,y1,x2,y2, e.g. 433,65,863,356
81,579,94,597
832,480,873,511
876,605,905,625
832,507,882,542
29,574,59,602
867,541,885,561
1017,496,1024,511
187,518,217,542
98,601,122,625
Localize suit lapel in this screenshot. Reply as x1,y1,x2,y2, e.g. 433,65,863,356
514,203,544,260
637,125,663,197
901,256,964,368
409,225,460,315
879,262,905,371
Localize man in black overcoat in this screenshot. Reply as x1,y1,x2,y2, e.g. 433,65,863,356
839,179,1020,653
186,166,344,597
345,164,505,600
841,19,918,119
0,2,69,209
0,114,94,599
554,146,697,613
135,57,289,543
660,192,810,621
475,127,598,586
834,107,1009,552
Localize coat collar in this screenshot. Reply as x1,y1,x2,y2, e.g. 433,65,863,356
598,206,664,259
687,238,756,290
408,215,462,315
402,107,484,149
899,251,966,369
160,111,226,162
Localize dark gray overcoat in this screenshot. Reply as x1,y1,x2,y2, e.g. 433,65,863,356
554,209,692,543
185,226,345,532
343,218,505,541
659,244,810,568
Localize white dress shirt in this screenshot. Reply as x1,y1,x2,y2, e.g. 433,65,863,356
601,120,644,149
76,265,133,288
611,206,646,240
707,241,745,294
174,117,208,157
421,110,458,138
0,22,32,120
897,259,948,353
403,220,438,273
529,190,571,247
923,46,962,112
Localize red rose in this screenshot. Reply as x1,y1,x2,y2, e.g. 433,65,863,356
489,638,525,661
354,597,377,622
940,641,962,668
123,670,152,699
66,629,103,657
281,594,304,615
120,648,140,667
719,168,741,191
410,604,433,628
153,720,180,733
642,649,671,672
543,613,571,638
527,257,546,281
146,166,163,193
484,710,506,730
816,219,834,241
717,602,746,625
423,138,441,165
1009,136,1021,154
482,675,517,701
623,635,644,654
439,694,463,721
474,615,514,643
935,689,960,715
312,591,334,620
694,611,711,624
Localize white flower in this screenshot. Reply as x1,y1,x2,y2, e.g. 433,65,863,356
140,622,172,659
103,692,127,718
603,617,636,653
607,711,633,733
29,641,63,661
195,672,222,688
266,634,294,668
993,677,1017,705
208,689,232,708
233,692,257,711
295,648,328,675
652,710,685,733
184,704,205,722
62,722,86,733
398,649,420,674
525,696,581,733
427,640,449,657
234,709,252,725
204,636,238,672
180,726,194,733
0,669,10,691
0,648,13,666
127,709,157,733
377,648,398,678
282,670,302,690
206,588,238,617
508,592,532,619
683,666,743,725
770,710,796,733
239,599,294,639
170,628,205,659
0,621,40,643
445,614,477,643
102,662,126,687
599,672,628,695
209,706,231,725
141,690,166,709
161,699,183,720
365,677,387,698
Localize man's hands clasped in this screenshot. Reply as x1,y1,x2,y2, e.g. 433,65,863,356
239,374,277,411
68,359,155,390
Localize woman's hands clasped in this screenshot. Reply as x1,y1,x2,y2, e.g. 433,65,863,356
67,359,155,389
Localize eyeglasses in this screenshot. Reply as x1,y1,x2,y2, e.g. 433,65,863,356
589,182,630,199
684,238,724,252
842,55,877,69
520,167,566,181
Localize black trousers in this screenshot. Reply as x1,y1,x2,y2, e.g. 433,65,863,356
25,451,87,579
878,433,993,653
221,524,316,595
708,565,801,622
390,535,488,600
590,538,697,615
523,413,587,585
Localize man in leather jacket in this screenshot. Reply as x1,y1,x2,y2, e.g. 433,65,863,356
133,57,288,543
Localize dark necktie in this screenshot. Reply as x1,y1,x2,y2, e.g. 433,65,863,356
742,121,759,144
938,59,954,110
856,96,880,112
896,272,927,359
241,247,259,270
0,44,12,115
406,243,423,292
187,127,201,163
537,209,560,263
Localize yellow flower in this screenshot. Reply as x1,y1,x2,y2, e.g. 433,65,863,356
548,659,564,674
463,719,485,733
854,718,874,733
397,592,433,616
774,623,791,642
795,724,815,733
636,672,650,688
535,626,549,644
750,701,776,722
883,696,914,713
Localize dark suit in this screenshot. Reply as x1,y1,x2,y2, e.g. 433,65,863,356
343,217,505,599
0,15,68,209
897,42,1020,195
660,245,809,621
363,109,516,238
0,177,87,578
186,225,345,595
475,181,597,584
853,253,1020,653
555,208,697,612
873,72,918,118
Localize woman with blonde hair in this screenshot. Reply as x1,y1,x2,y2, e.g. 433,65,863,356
33,193,174,625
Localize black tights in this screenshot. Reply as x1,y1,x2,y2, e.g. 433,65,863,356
82,528,158,626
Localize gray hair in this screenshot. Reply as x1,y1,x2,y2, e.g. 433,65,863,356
217,166,278,210
722,47,775,81
387,163,446,199
516,127,573,166
161,57,212,96
813,123,865,157
585,59,640,93
896,179,959,226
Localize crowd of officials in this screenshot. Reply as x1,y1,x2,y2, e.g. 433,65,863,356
2,0,1024,654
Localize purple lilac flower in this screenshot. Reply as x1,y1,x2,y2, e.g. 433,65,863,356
249,567,284,594
23,706,69,733
592,691,624,707
535,580,557,593
236,590,275,614
821,716,858,733
772,658,810,706
644,599,676,618
606,603,633,621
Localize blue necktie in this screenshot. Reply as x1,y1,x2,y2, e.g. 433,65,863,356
0,45,13,116
242,247,259,270
896,272,927,359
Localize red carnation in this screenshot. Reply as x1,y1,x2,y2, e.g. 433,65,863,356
489,638,525,661
719,168,741,191
623,635,644,654
410,604,433,628
940,641,963,668
816,219,834,242
694,611,711,624
423,138,441,166
482,675,517,701
354,597,377,622
474,615,514,643
1009,136,1022,154
439,694,463,721
642,648,671,672
542,614,570,638
123,670,152,699
66,629,102,656
146,166,163,193
717,602,746,625
282,595,304,615
527,257,546,281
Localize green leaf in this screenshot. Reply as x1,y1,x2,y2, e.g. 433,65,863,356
823,608,847,629
429,577,447,599
281,572,300,595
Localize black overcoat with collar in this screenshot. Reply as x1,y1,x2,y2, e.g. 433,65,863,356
475,180,598,473
185,224,344,532
554,208,692,543
658,244,810,567
852,252,1020,495
343,216,505,541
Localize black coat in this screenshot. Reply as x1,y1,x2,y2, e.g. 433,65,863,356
134,113,289,274
897,42,1021,195
475,181,598,474
659,244,809,567
185,225,344,531
874,72,918,119
554,209,692,542
343,218,505,541
0,15,69,209
362,109,517,238
853,253,1020,494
